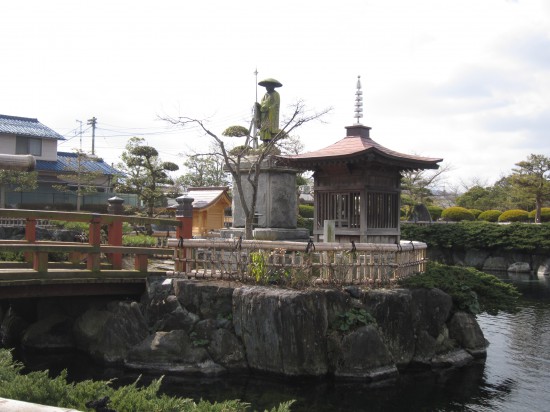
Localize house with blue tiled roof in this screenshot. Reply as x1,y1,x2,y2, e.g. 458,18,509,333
0,114,136,210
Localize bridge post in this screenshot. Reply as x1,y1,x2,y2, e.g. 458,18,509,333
107,196,124,269
24,218,37,266
175,195,194,272
87,214,102,271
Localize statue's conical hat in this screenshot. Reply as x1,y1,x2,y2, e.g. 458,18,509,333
258,78,282,88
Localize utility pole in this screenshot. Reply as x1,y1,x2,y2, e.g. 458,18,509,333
87,117,97,155
252,68,259,149
76,120,83,151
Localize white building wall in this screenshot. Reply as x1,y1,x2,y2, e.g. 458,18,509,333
0,134,16,154
41,139,58,161
0,134,58,161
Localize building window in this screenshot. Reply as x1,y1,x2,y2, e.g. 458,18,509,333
16,136,42,156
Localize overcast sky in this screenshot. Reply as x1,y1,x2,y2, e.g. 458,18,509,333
1,0,549,188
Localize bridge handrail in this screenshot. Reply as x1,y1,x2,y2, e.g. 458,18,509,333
0,208,184,273
0,208,181,227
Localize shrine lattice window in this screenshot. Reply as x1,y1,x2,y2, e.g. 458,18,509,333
365,192,398,228
316,192,360,229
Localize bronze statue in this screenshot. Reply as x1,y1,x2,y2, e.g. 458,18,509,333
256,78,282,142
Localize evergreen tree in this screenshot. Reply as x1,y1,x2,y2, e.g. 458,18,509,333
114,137,179,217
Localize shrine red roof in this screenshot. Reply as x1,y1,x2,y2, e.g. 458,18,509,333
281,125,442,171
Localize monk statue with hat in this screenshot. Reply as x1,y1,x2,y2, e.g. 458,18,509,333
255,78,282,142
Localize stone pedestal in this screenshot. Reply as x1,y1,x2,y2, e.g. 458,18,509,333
225,155,310,241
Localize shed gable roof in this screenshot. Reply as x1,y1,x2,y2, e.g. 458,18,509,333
0,114,65,140
187,187,231,210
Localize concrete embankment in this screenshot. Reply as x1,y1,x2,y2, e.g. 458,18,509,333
0,397,80,412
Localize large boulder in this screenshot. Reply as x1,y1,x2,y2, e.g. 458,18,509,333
329,325,397,381
174,279,234,319
193,319,247,370
362,289,415,367
21,314,75,351
483,256,508,272
73,301,148,363
448,312,487,357
125,330,223,375
508,262,531,273
409,288,453,365
0,307,29,347
233,286,328,376
464,249,491,269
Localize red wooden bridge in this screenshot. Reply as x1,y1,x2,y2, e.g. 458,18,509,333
0,208,191,299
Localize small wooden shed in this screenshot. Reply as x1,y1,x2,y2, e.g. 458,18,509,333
187,187,231,237
282,124,442,244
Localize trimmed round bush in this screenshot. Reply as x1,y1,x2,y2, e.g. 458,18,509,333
441,207,475,222
498,209,529,222
477,210,502,222
427,205,444,221
528,207,550,222
469,209,483,219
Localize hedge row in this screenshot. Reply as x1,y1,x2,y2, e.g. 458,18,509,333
423,207,550,223
401,221,550,253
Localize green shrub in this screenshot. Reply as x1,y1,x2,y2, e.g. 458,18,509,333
528,207,550,222
122,234,156,247
498,209,529,222
298,204,314,218
401,221,550,253
50,221,89,232
427,206,443,221
332,308,376,333
477,210,502,222
400,262,520,315
468,209,483,219
297,215,313,235
0,349,293,411
441,207,475,222
0,251,25,262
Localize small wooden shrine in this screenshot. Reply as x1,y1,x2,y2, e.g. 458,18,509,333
282,77,442,244
186,187,231,237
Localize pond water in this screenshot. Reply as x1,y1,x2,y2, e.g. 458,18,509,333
17,272,550,412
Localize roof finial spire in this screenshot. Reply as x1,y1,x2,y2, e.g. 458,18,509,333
354,75,363,125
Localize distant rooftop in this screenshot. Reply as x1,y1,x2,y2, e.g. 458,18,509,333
0,114,65,140
36,151,121,175
187,187,231,209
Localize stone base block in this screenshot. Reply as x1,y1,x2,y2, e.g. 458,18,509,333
253,228,310,241
220,228,310,241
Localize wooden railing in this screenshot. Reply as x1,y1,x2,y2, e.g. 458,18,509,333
170,238,427,287
0,208,183,273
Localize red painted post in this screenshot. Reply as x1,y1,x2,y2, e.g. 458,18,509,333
134,253,148,272
24,218,37,265
175,195,194,272
87,214,102,271
107,196,124,269
33,251,48,272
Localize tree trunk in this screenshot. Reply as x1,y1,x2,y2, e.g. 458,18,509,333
245,215,253,239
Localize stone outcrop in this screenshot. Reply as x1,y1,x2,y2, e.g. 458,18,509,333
1,279,488,382
427,247,549,275
73,301,148,363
